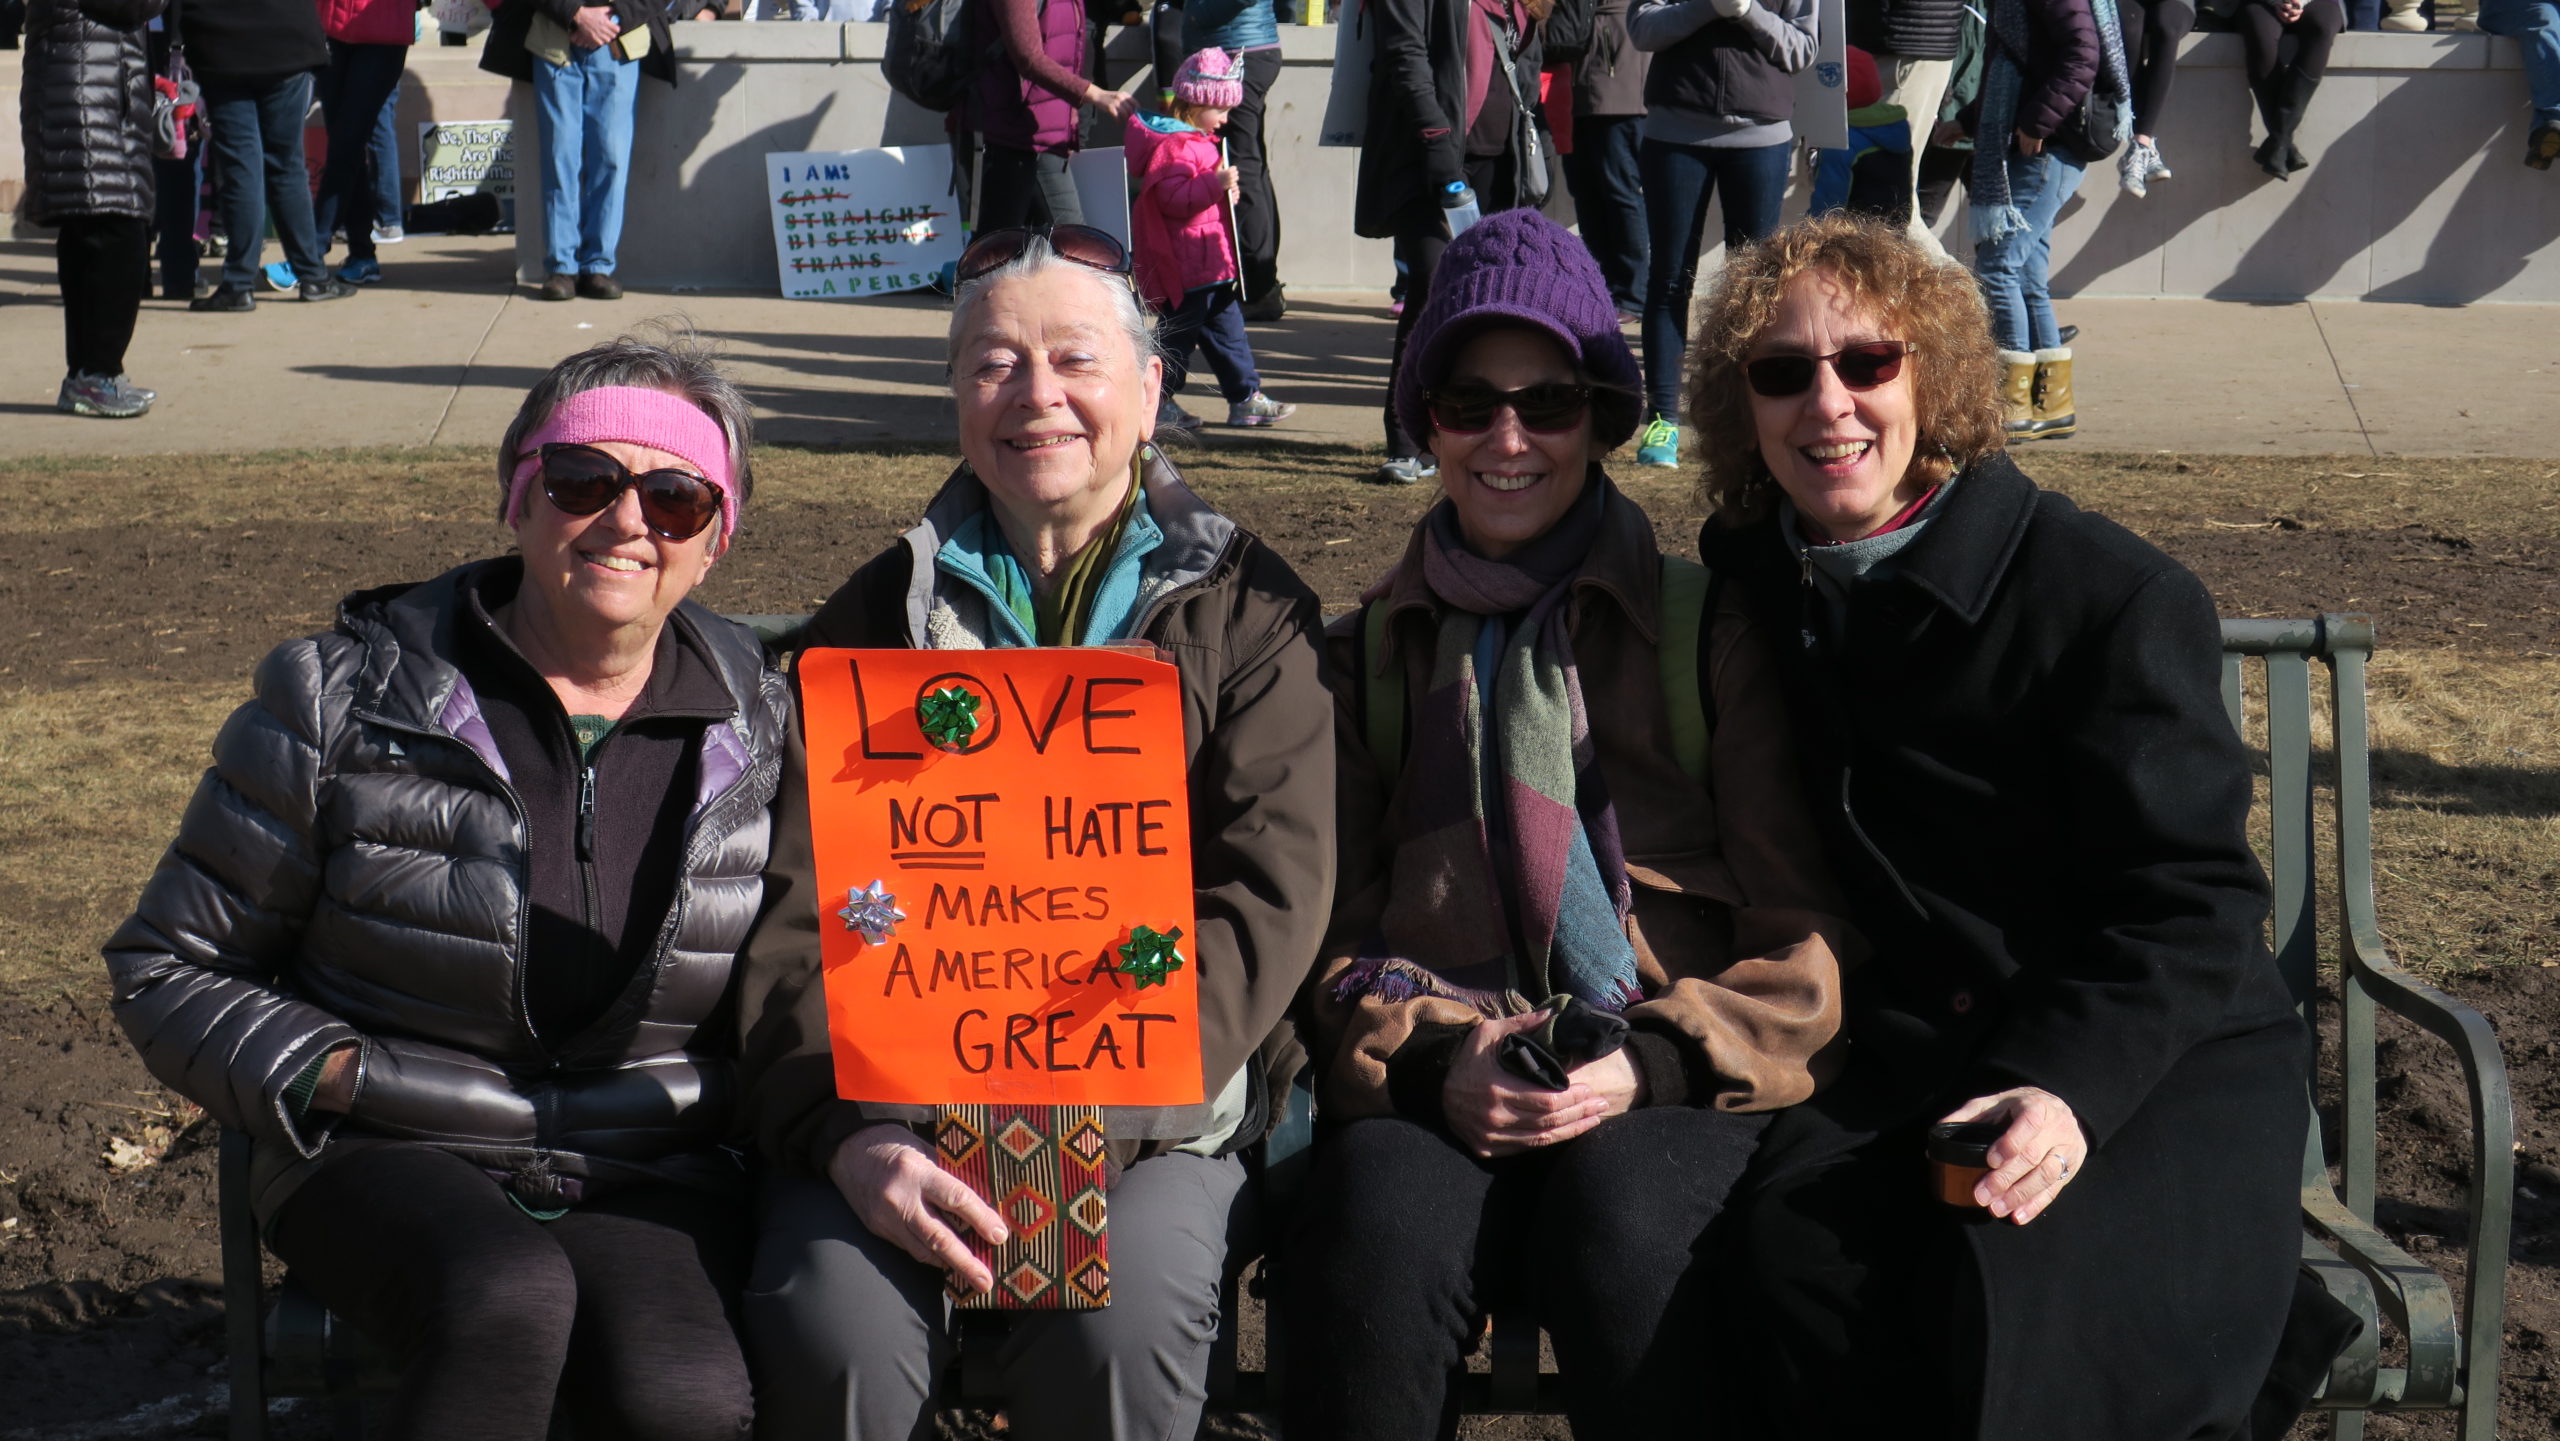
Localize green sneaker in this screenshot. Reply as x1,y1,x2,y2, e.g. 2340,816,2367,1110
1636,415,1680,468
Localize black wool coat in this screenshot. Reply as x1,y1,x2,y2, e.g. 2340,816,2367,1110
1352,0,1543,239
1700,453,2312,1440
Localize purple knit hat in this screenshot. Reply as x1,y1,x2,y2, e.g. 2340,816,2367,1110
1173,48,1245,109
1392,208,1643,451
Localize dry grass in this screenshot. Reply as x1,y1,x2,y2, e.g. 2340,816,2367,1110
0,682,242,997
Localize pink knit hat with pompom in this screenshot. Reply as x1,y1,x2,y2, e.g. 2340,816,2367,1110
1173,48,1245,110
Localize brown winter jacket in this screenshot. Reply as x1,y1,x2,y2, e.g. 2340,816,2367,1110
735,455,1336,1179
1311,480,1857,1123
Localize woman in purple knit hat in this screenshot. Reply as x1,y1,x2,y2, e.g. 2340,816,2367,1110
1285,207,1859,1438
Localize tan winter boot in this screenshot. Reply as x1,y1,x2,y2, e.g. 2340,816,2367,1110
2027,346,2078,440
1999,350,2038,437
2379,0,2427,31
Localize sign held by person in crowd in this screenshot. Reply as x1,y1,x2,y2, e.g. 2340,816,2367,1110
418,120,516,206
765,146,965,299
1792,0,1850,150
797,647,1203,1108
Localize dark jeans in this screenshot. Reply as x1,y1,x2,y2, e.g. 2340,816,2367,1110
266,1142,754,1441
1383,153,1517,458
200,69,325,293
317,39,409,263
1560,111,1647,312
2238,0,2347,80
975,141,1084,229
2120,0,2196,134
1282,1109,1769,1440
1160,283,1260,403
1638,136,1791,420
55,214,150,375
1221,46,1283,298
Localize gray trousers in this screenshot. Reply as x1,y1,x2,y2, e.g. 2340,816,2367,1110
744,1151,1246,1441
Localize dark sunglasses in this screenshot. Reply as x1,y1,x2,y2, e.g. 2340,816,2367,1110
1424,381,1594,436
526,442,724,542
956,224,1134,286
1743,341,1918,398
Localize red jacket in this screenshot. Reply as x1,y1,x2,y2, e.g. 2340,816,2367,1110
318,0,416,46
1125,112,1238,311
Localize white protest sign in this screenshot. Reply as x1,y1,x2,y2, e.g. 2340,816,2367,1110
1792,0,1849,151
766,146,965,300
1319,15,1371,147
418,120,515,204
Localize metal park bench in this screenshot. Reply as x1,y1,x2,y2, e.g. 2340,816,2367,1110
2221,615,2512,1440
213,614,2513,1438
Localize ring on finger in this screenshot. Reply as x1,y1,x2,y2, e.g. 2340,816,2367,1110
2047,1148,2073,1180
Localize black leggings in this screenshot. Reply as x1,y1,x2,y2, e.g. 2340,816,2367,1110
2119,0,2196,135
1282,1108,1769,1440
266,1143,753,1441
54,214,150,377
2238,0,2347,81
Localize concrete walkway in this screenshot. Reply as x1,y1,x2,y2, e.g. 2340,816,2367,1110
2,233,2553,458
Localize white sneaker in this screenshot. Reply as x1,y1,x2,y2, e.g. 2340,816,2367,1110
2145,140,2172,184
2118,139,2159,198
1227,391,1296,427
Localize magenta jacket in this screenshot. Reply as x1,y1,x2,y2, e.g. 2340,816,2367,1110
1125,112,1238,309
970,0,1089,152
317,0,415,46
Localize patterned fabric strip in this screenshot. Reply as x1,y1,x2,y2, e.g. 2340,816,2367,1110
933,1102,1111,1310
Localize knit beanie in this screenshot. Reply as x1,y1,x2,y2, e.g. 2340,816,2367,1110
1173,48,1245,110
1392,208,1644,451
1845,46,1882,111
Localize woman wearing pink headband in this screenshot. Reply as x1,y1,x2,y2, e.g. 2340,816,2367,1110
106,335,787,1440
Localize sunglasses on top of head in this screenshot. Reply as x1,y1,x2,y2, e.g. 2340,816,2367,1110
1743,341,1918,398
956,225,1134,287
1423,381,1595,436
525,442,725,542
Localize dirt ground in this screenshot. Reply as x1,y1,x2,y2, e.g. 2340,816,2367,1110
1,443,2553,1439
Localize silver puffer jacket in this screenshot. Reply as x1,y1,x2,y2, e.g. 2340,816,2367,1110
105,564,788,1220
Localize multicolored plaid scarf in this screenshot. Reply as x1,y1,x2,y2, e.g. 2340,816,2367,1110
1335,477,1643,1015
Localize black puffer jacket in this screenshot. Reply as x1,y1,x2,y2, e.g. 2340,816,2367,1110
17,0,165,227
106,561,789,1222
1845,0,1965,58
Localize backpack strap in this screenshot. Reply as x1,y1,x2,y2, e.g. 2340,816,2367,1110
1655,555,1713,785
1359,598,1408,794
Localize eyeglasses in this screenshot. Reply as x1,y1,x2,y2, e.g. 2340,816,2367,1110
1423,381,1594,435
526,442,725,542
956,225,1134,286
1743,341,1918,398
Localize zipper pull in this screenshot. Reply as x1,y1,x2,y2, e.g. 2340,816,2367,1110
577,765,596,862
1799,551,1815,587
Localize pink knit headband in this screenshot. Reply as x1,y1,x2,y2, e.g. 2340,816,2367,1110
506,385,741,541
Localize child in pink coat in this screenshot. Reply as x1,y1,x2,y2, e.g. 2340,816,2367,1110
1126,48,1295,434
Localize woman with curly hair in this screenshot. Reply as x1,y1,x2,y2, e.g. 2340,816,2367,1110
1685,213,2315,1440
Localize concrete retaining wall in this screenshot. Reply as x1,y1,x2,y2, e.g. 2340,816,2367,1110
538,23,2557,303
9,23,2551,301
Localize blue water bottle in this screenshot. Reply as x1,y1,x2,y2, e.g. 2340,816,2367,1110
1442,181,1481,239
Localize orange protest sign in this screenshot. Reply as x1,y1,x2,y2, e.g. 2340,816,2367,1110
797,648,1203,1108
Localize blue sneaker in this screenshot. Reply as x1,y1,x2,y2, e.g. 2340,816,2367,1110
1636,415,1681,468
262,261,296,292
337,257,383,285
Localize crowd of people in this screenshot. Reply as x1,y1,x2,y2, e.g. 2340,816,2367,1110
17,0,2557,428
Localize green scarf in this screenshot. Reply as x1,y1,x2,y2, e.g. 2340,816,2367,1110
990,458,1145,646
